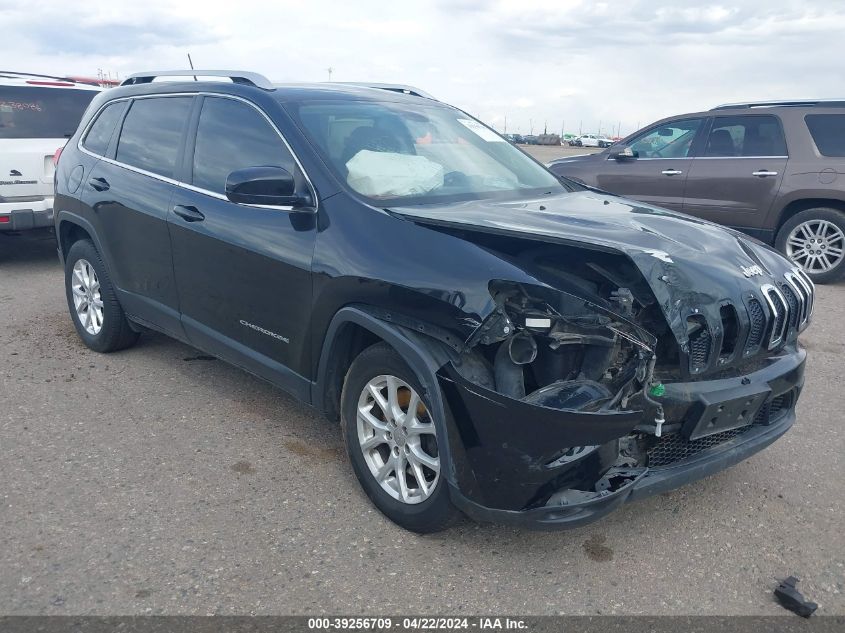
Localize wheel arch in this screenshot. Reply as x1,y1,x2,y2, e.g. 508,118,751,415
56,211,106,265
313,305,461,485
774,197,845,235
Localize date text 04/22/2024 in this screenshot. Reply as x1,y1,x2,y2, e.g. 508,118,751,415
307,617,528,630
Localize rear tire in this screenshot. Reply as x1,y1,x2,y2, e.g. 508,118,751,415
64,239,139,352
775,207,845,284
341,342,459,533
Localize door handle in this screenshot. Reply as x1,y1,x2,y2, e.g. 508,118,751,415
661,169,683,176
88,176,110,191
752,170,778,177
172,204,205,222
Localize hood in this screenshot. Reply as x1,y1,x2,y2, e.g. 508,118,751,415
389,190,799,347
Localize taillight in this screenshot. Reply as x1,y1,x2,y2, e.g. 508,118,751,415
0,216,10,224
53,147,63,166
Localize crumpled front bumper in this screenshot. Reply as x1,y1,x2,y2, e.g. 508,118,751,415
439,346,805,529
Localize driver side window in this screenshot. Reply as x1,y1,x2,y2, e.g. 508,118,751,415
192,97,296,195
629,118,703,159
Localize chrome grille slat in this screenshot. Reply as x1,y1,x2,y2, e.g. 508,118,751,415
761,284,789,349
778,282,800,333
793,268,815,319
784,272,809,326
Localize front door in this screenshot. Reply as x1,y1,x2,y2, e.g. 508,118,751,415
594,117,705,212
167,95,317,396
682,114,788,232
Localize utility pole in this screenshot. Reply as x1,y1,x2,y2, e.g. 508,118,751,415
579,120,582,135
598,120,602,136
327,67,333,82
529,118,533,135
504,115,507,134
543,120,548,134
561,120,565,137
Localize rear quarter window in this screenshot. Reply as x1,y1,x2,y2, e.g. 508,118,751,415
0,86,96,139
82,102,125,156
804,114,845,157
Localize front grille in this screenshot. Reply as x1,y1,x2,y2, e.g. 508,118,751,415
745,298,765,352
779,282,800,332
648,426,753,467
764,285,789,348
687,315,711,372
648,390,795,468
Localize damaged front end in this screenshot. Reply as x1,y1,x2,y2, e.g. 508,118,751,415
435,275,803,528
438,279,665,513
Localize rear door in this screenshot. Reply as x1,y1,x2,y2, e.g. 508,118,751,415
80,95,193,335
592,117,705,211
168,95,317,393
682,114,788,231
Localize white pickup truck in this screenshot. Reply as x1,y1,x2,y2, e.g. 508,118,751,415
1,72,99,232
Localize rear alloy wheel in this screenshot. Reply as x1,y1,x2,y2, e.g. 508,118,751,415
776,208,845,284
64,239,139,352
342,343,458,532
71,259,104,335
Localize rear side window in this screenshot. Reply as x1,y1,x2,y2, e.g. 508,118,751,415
191,97,295,195
0,86,96,139
704,115,787,157
82,102,124,156
116,97,192,178
805,114,845,156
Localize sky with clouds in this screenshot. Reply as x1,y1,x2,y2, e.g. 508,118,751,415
3,0,844,137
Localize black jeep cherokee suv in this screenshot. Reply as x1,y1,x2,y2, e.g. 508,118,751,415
55,71,813,532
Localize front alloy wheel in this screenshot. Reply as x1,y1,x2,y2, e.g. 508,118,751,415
341,342,457,532
356,375,440,504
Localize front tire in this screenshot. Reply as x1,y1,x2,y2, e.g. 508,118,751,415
775,207,845,284
64,239,139,352
341,343,458,533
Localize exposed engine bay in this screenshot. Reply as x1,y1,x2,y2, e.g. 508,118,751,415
452,253,670,438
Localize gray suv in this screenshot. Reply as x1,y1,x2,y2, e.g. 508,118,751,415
548,100,845,283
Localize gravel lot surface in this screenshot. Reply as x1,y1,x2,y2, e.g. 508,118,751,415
1,195,843,615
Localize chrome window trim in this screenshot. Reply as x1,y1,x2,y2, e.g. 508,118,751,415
605,156,689,161
693,155,789,160
76,92,317,213
605,155,788,162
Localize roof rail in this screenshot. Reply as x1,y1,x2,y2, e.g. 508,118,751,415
335,82,437,100
712,99,845,110
120,70,274,90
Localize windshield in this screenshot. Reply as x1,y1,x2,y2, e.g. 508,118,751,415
292,99,565,204
0,86,96,139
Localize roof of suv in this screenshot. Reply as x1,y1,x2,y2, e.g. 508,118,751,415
711,99,845,111
115,70,438,104
0,71,102,91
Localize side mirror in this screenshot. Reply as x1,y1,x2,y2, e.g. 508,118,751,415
611,146,637,160
225,166,312,209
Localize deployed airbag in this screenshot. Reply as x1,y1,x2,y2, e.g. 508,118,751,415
346,150,444,197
